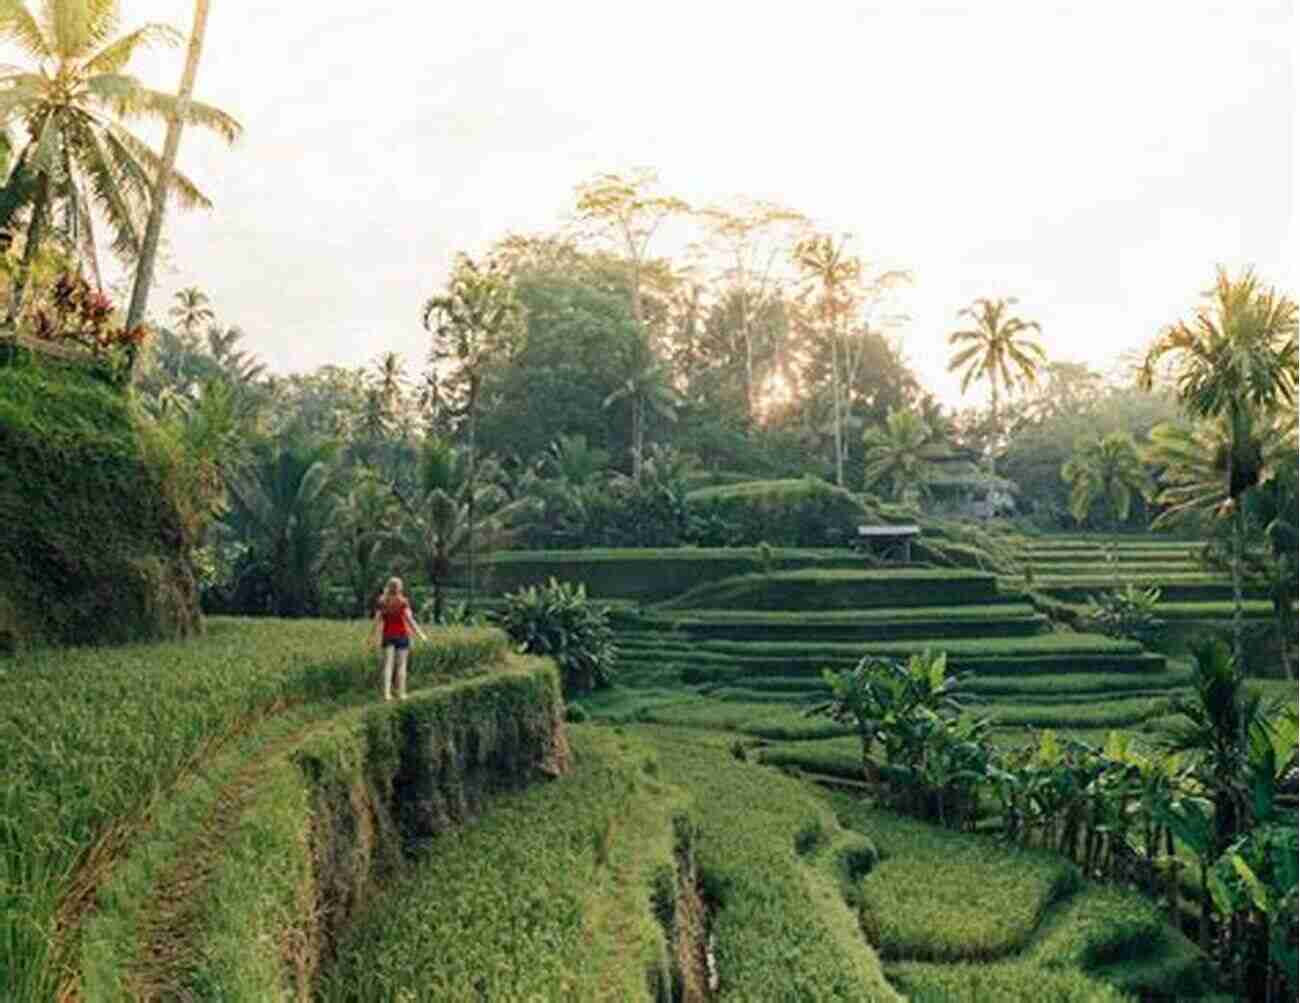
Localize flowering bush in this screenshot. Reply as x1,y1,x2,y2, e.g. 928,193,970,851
28,273,147,382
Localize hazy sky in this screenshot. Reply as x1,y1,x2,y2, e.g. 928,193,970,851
42,1,1300,405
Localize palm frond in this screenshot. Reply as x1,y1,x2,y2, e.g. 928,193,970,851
70,117,141,258
104,122,211,209
122,88,242,144
83,22,179,75
0,1,51,60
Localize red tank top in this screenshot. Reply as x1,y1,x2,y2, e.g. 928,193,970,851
378,597,409,639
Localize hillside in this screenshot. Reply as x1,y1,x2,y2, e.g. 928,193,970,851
0,361,200,649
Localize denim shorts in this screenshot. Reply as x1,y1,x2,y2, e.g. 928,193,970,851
381,635,410,650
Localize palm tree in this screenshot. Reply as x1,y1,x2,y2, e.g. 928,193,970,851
0,0,241,321
395,439,531,624
947,297,1046,455
168,285,212,340
330,470,401,618
1147,415,1298,677
603,334,679,480
228,440,338,617
861,408,943,504
125,0,215,337
545,433,610,487
1138,266,1298,666
793,234,908,487
205,324,263,383
1060,432,1152,531
423,254,524,611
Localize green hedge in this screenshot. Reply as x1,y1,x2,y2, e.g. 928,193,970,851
0,363,198,647
0,618,509,1002
660,569,1001,611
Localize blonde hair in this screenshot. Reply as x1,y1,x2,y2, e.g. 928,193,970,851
379,577,405,614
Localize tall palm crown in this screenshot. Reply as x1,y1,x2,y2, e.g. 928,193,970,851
947,297,1046,442
1138,267,1297,501
1060,431,1151,527
0,0,240,305
168,284,211,337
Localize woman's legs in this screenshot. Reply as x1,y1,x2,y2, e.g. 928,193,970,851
381,644,396,700
394,646,410,699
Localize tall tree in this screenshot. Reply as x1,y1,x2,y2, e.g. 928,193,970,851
423,254,523,610
126,0,220,339
947,297,1046,455
1147,414,1298,678
572,168,688,351
794,232,910,486
1138,266,1298,667
603,332,679,479
0,0,240,322
695,199,808,423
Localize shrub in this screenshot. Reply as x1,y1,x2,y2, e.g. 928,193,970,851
1085,584,1166,645
565,701,589,723
500,578,617,696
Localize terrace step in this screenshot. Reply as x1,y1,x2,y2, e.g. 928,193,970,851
1023,550,1203,565
650,605,1048,642
1033,581,1262,604
619,646,1169,679
659,568,1003,612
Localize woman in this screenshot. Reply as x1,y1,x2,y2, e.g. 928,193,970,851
371,577,428,701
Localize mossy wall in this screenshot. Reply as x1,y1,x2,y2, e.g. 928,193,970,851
0,361,200,647
288,659,571,993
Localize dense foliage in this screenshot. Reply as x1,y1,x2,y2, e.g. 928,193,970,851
819,641,1299,1000
0,361,201,646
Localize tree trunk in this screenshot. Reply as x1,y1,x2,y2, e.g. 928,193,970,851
832,329,845,487
126,0,211,370
5,172,50,325
466,374,479,614
1232,503,1246,672
632,394,644,480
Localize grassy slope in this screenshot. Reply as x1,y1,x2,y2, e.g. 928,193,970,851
0,619,507,1002
0,363,198,646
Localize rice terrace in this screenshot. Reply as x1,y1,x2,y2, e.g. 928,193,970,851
1,1,1296,1000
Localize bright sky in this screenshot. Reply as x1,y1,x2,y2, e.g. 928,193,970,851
42,1,1300,406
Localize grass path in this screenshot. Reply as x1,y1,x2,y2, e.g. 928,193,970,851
125,714,332,1001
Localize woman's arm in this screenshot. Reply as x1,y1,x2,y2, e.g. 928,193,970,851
405,608,430,642
370,608,383,646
